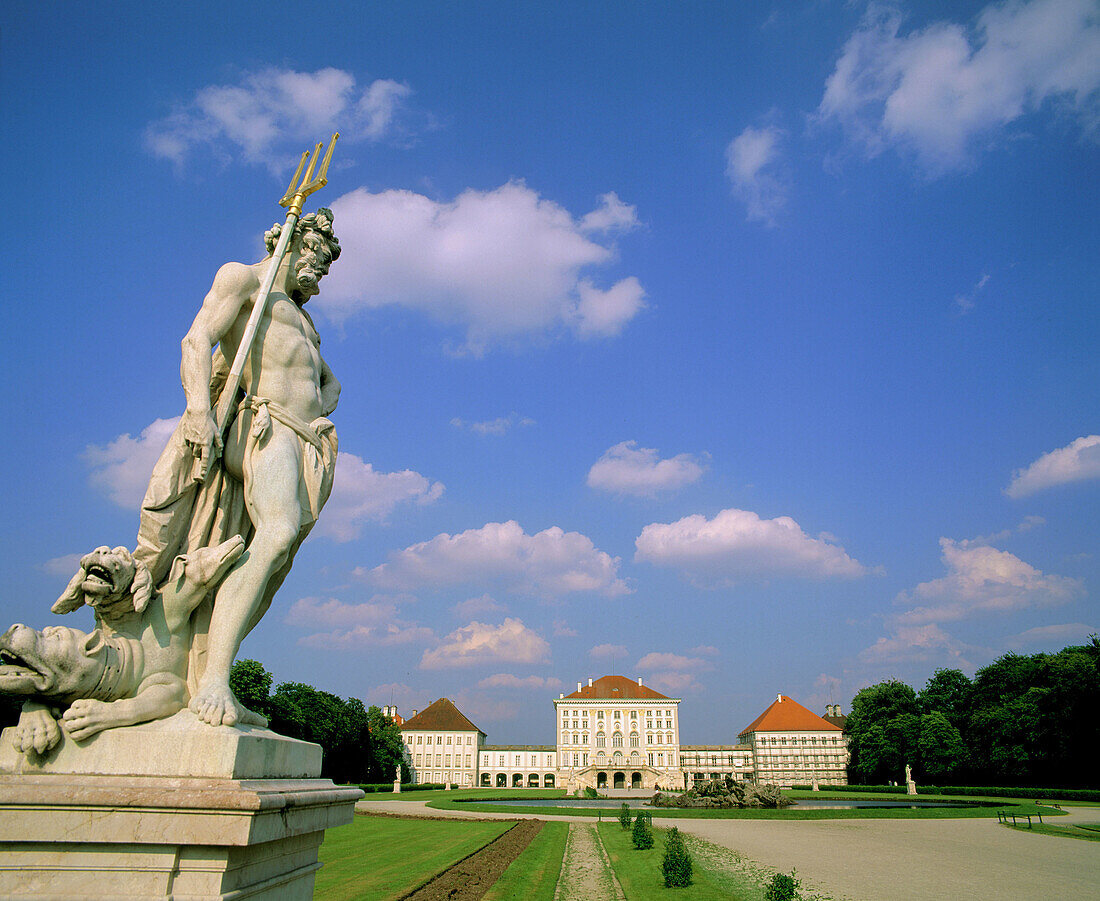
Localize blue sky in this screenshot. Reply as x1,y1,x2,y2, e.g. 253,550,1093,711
3,0,1098,744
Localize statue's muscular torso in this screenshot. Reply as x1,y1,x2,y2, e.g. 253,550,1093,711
218,263,326,423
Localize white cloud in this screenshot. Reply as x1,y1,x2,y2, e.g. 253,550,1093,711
589,643,628,660
146,68,415,170
477,674,565,691
287,596,433,650
635,507,867,584
725,125,787,224
647,672,704,694
895,538,1083,625
452,594,506,618
41,553,83,578
818,0,1100,173
967,515,1046,545
360,520,630,598
860,623,976,667
587,441,707,497
955,272,991,313
1005,435,1100,497
84,417,180,509
579,192,640,233
450,413,536,435
420,618,550,669
636,652,712,672
553,619,579,638
323,182,645,354
1004,622,1097,649
315,452,444,541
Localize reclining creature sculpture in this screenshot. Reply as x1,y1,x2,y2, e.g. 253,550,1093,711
2,536,245,753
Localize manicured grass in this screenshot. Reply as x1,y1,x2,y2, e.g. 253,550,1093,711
482,821,569,901
599,823,765,900
314,814,512,900
369,788,566,803
1003,822,1100,842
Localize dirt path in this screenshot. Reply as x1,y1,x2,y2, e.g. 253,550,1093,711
553,824,625,901
398,818,543,901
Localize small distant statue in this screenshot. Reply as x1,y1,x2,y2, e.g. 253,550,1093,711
905,763,912,783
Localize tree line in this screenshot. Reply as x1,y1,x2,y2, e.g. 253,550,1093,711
845,637,1100,788
229,659,407,785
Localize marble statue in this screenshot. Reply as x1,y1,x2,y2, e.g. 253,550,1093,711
1,136,344,742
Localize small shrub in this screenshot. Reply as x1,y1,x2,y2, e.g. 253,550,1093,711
764,870,801,901
618,802,632,829
632,811,654,849
584,786,600,799
661,827,693,887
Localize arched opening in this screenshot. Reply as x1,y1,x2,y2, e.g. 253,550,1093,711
631,771,642,788
496,773,507,787
596,771,608,789
527,773,539,787
613,771,625,789
512,773,523,787
480,773,490,786
544,773,555,788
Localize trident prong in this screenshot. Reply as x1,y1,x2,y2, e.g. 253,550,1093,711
279,132,340,216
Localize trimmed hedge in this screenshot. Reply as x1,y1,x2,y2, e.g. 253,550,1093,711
356,782,447,793
834,784,1100,802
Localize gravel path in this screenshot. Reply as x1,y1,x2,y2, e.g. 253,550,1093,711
553,823,624,901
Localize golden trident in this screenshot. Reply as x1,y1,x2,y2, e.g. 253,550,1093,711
199,133,339,481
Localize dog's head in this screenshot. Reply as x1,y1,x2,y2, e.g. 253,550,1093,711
52,546,153,618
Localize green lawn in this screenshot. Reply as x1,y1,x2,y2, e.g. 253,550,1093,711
314,814,512,900
599,823,767,900
1003,822,1100,842
482,821,569,901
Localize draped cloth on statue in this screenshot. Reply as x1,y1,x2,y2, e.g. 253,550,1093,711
134,368,337,696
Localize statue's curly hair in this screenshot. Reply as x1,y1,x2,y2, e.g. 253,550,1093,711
264,207,341,262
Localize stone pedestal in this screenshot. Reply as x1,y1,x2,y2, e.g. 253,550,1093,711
906,779,918,796
0,711,362,899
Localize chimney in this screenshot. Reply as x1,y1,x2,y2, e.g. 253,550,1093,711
637,677,642,686
559,693,564,699
411,709,418,717
777,693,783,703
577,682,582,692
588,678,593,687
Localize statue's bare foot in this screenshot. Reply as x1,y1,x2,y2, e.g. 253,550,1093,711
190,681,244,726
189,681,267,727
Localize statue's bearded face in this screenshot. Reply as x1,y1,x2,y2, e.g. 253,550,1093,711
292,233,332,301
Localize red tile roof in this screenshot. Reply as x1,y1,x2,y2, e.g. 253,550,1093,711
738,694,842,736
563,675,670,700
400,698,485,735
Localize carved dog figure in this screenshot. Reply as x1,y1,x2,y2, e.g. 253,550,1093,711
52,545,154,630
4,536,246,753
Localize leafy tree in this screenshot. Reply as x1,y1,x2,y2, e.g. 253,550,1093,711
918,668,971,730
618,802,632,829
361,704,408,784
918,712,967,781
661,827,693,887
229,659,273,718
846,681,918,784
631,812,653,849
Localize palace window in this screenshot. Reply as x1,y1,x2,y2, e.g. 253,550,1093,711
612,732,623,748
596,731,606,747
426,736,432,745
630,710,637,719
630,732,639,747
647,733,653,744
416,735,423,744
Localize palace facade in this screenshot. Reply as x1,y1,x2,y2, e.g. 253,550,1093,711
398,676,848,790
